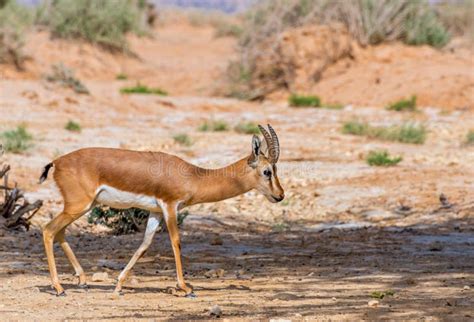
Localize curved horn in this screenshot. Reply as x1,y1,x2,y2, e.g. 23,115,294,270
268,124,280,163
258,124,274,159
258,124,278,164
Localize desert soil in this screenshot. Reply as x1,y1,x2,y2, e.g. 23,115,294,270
0,18,473,320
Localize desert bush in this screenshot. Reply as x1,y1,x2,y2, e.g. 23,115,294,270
173,133,192,146
0,125,33,153
198,120,229,132
289,94,321,108
342,121,369,136
46,63,89,94
0,0,33,69
120,84,167,95
36,0,147,51
466,130,474,145
88,206,189,235
65,120,81,132
366,150,402,166
393,124,426,144
370,290,395,299
214,21,243,38
342,121,426,144
234,121,260,134
116,73,128,80
436,0,473,40
386,95,417,111
241,0,449,49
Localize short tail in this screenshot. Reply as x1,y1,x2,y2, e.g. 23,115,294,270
39,162,53,184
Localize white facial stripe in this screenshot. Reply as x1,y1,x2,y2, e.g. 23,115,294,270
95,185,161,212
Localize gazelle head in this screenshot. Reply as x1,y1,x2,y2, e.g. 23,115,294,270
247,124,285,203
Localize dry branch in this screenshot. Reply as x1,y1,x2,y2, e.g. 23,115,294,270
0,163,42,230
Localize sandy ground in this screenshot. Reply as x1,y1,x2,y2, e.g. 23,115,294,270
0,18,473,321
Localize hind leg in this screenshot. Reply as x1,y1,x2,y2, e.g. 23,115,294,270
56,227,87,287
43,202,92,295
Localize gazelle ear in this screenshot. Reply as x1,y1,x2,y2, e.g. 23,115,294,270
259,136,269,156
248,135,261,168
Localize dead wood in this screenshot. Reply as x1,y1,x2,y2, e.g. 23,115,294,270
0,164,43,230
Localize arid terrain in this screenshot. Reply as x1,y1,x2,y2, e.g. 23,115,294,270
0,16,473,320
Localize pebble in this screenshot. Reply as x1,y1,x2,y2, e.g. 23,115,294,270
210,235,223,246
209,304,222,317
368,300,379,307
204,268,225,278
463,285,470,290
129,277,139,286
91,272,109,282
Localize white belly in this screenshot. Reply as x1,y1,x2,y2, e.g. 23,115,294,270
95,185,161,212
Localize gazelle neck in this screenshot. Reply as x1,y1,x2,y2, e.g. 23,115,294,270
191,157,254,205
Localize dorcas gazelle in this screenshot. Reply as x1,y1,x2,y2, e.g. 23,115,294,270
39,124,284,297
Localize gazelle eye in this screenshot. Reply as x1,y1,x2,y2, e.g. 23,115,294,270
263,169,272,177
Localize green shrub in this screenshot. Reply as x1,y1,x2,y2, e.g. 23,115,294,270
289,94,321,107
116,73,128,80
0,125,33,153
46,63,89,94
214,22,243,38
387,95,417,111
466,130,474,145
405,8,450,48
370,290,395,299
234,121,260,134
342,121,369,136
173,133,192,146
342,121,426,144
394,124,426,144
0,0,33,69
88,206,189,235
366,150,402,166
36,0,147,51
198,120,229,132
120,84,167,95
65,120,81,132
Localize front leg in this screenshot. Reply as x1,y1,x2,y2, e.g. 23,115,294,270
163,202,194,297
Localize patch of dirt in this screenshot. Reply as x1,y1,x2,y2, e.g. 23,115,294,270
0,217,473,320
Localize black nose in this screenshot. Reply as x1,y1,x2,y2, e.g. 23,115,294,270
274,195,284,202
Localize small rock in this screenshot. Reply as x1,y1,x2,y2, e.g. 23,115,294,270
204,268,225,278
129,277,139,286
209,304,222,317
332,297,337,301
210,235,223,246
215,268,225,278
97,259,124,270
463,285,470,290
368,300,379,307
92,272,109,282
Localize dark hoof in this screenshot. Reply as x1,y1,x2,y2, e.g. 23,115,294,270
185,292,197,299
56,291,66,297
78,284,88,289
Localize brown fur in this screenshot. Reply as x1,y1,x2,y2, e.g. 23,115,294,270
42,146,284,296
